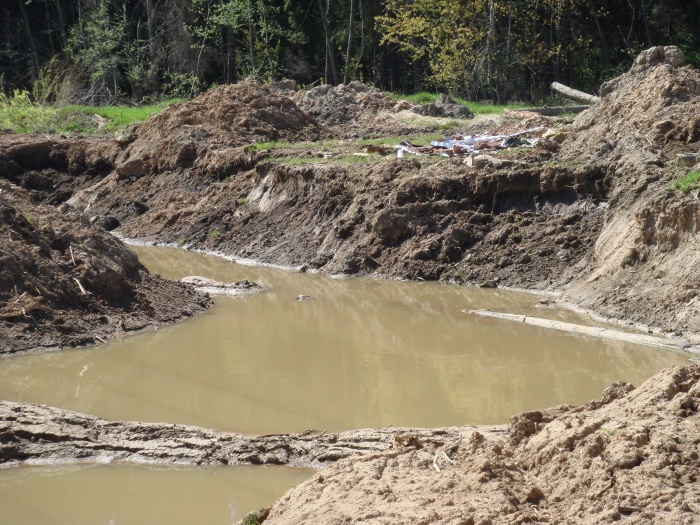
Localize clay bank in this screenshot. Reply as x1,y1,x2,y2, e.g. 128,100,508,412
0,47,699,524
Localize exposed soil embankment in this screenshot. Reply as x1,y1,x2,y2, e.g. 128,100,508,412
0,181,211,354
0,47,698,341
559,46,700,336
2,365,698,525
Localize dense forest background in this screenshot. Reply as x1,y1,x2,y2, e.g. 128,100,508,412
1,0,699,105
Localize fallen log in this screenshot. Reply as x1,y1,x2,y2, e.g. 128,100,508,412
0,401,506,469
463,309,698,351
551,82,600,104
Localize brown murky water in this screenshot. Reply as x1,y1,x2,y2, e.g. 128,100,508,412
0,246,692,523
0,463,311,525
0,246,691,434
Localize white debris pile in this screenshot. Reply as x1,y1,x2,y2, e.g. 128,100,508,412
395,126,546,157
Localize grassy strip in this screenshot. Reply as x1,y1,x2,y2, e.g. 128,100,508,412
60,100,181,132
0,90,181,134
389,91,528,114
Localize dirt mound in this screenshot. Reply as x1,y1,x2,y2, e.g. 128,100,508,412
0,133,118,205
261,365,700,524
285,81,427,138
113,79,318,180
292,81,401,125
0,181,210,354
559,46,700,335
561,45,700,166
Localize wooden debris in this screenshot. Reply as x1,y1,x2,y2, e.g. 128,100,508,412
551,82,600,104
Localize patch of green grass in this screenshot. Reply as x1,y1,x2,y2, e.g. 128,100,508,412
58,99,181,133
671,170,700,194
209,228,220,239
388,91,528,115
237,197,249,205
20,210,35,227
359,134,443,147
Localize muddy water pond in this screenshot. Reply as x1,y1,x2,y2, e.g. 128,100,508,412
0,246,691,434
0,463,311,525
0,246,693,523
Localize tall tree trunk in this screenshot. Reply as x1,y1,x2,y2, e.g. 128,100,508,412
144,0,159,91
343,0,355,84
17,0,40,79
145,0,157,63
317,0,338,84
410,36,421,91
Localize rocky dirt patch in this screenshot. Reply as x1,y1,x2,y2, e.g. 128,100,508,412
0,181,211,354
286,80,429,138
0,399,504,468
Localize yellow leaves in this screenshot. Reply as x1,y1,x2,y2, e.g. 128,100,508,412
379,0,595,96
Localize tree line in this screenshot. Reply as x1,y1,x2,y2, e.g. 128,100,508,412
1,0,698,105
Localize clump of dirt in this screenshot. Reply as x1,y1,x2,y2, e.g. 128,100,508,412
558,45,700,335
413,93,474,119
561,45,700,166
113,78,318,180
0,133,119,205
261,365,700,525
0,181,211,354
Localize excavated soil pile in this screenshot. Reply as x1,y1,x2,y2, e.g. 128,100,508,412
262,365,700,525
1,47,698,338
292,81,402,125
289,81,425,138
561,45,699,164
0,181,210,354
113,78,318,181
560,46,700,334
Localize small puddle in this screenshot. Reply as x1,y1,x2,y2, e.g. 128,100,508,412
0,463,312,525
0,246,691,434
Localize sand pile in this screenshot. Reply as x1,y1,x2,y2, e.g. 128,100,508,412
261,365,700,524
0,181,210,354
561,45,700,167
559,46,700,335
